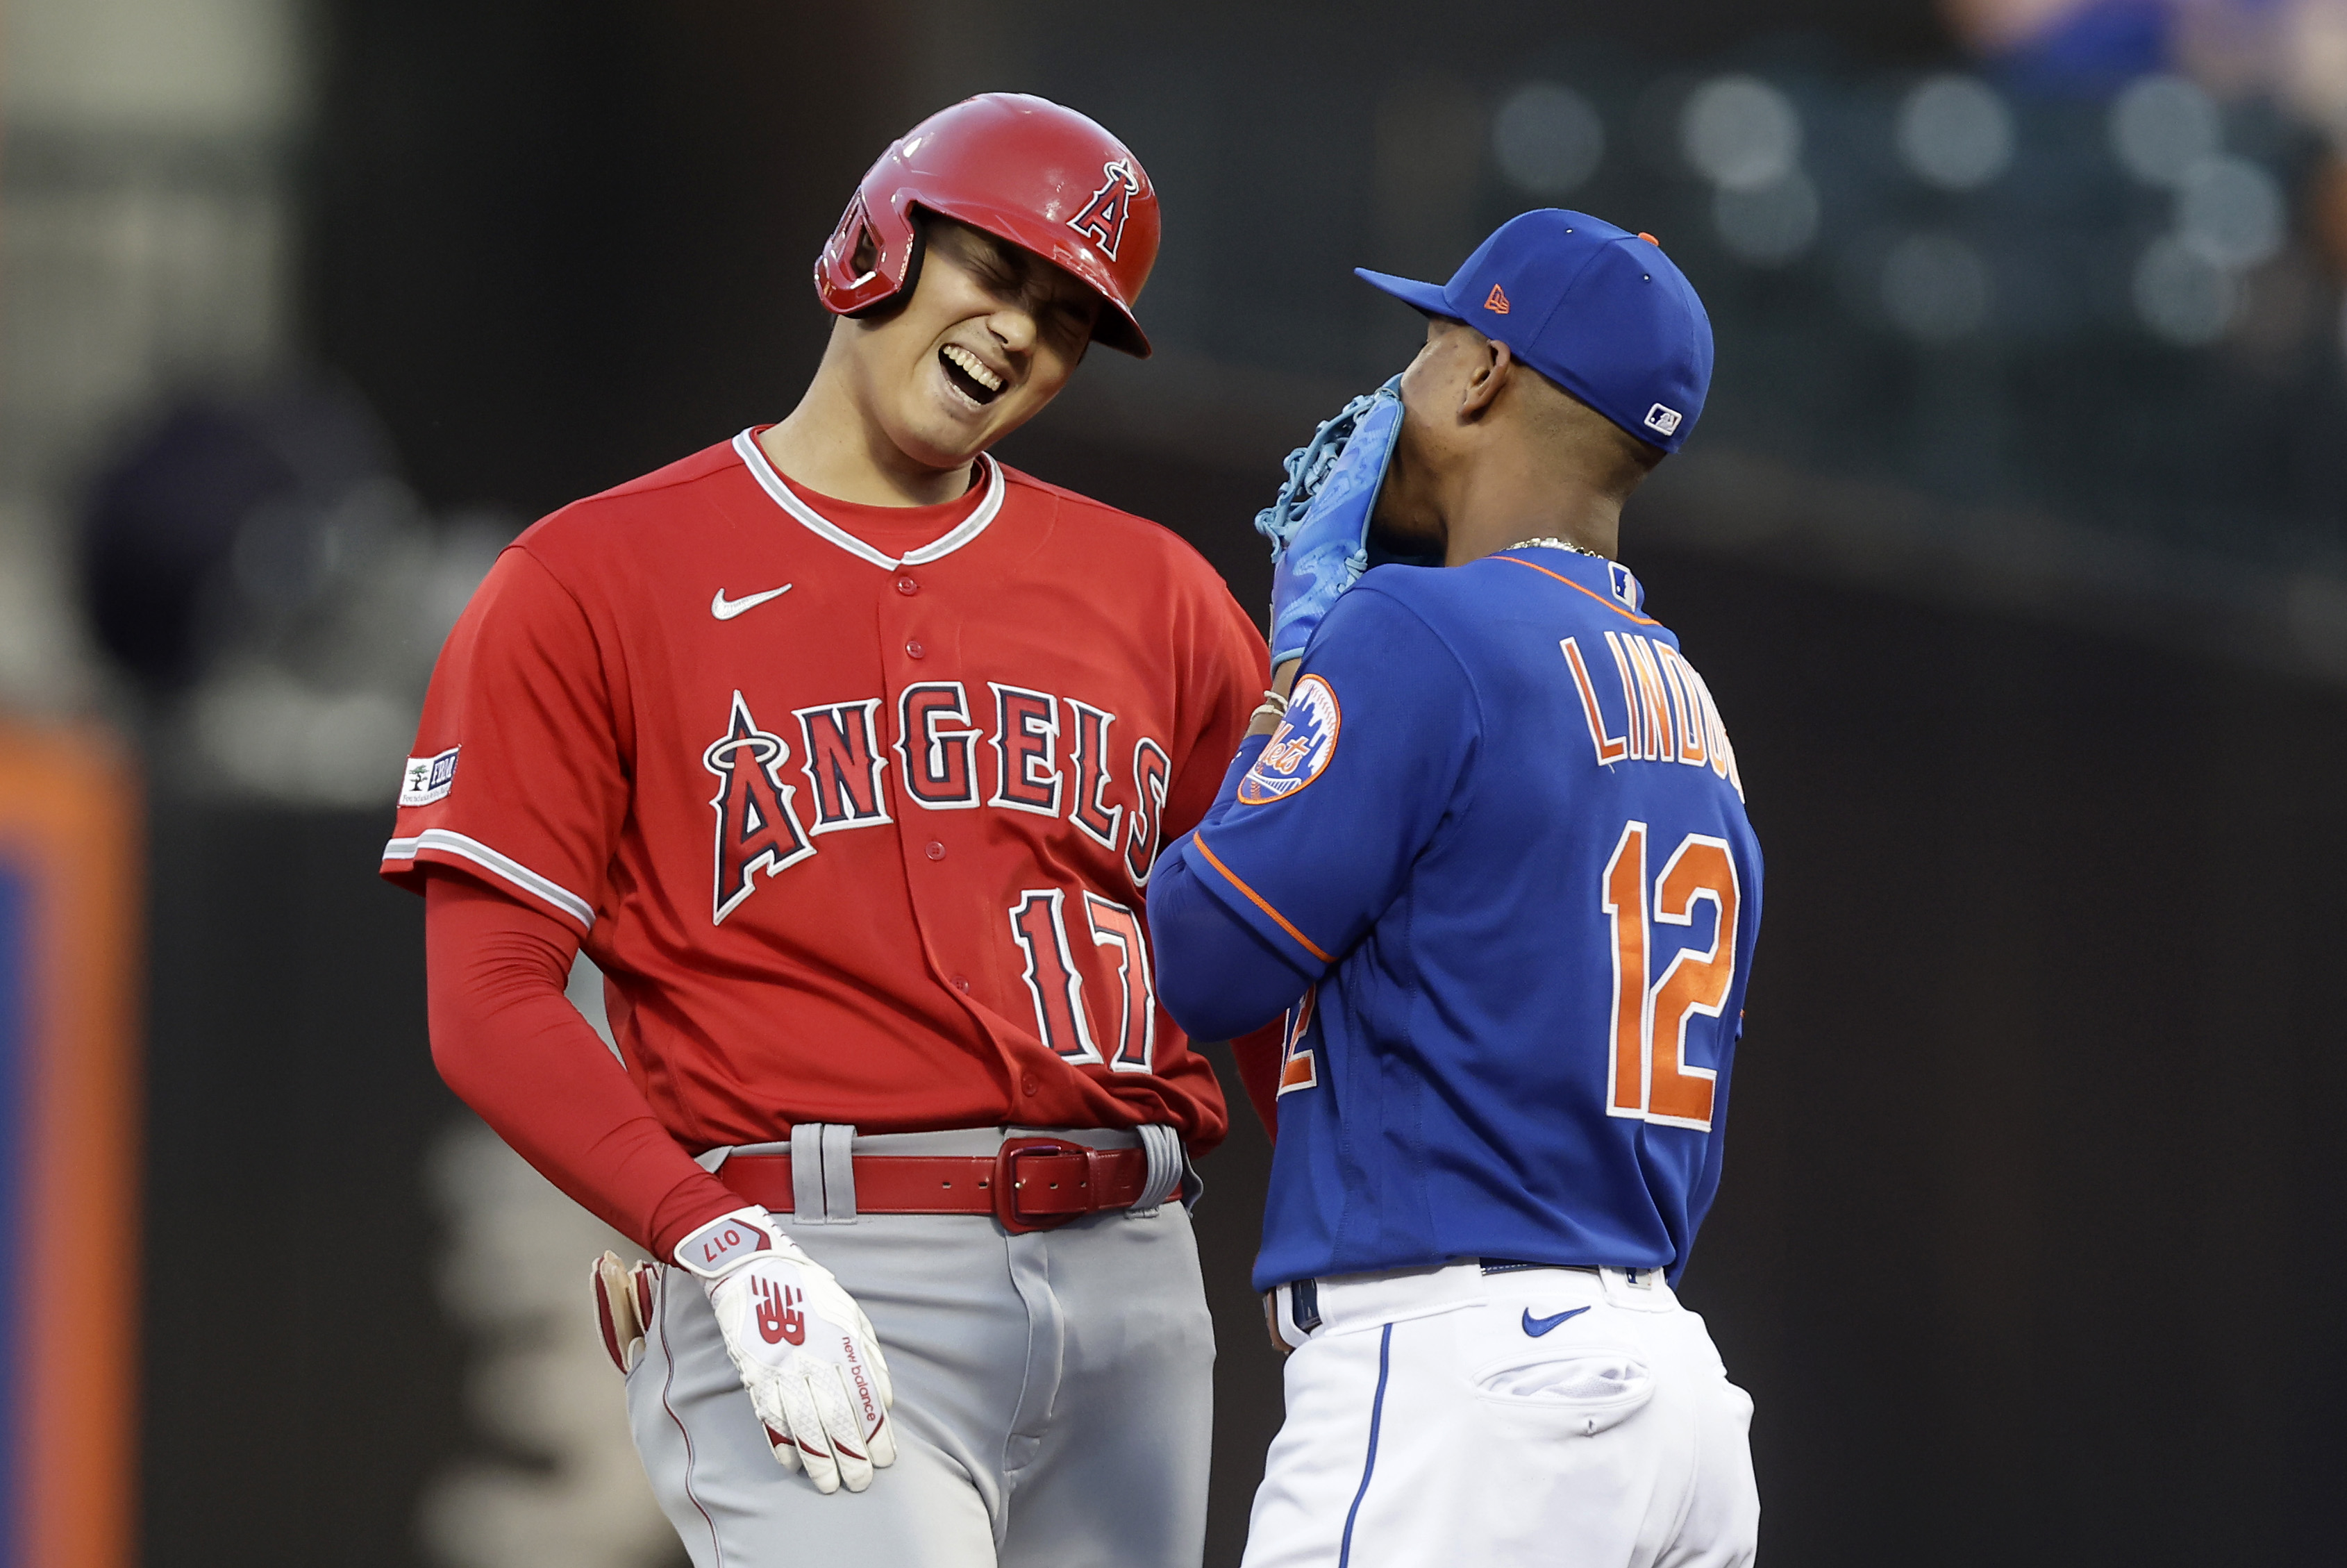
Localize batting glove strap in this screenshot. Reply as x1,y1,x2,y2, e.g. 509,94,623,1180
674,1205,780,1279
1255,375,1406,666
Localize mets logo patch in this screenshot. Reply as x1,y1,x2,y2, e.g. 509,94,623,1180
1239,675,1341,804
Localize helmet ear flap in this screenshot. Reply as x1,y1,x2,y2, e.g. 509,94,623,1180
815,192,926,318
884,210,928,315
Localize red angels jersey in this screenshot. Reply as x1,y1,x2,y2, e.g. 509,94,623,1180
382,428,1269,1152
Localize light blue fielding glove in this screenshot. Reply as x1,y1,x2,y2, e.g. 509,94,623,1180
1253,375,1405,666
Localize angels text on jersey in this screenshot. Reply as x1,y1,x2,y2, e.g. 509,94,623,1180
704,678,1172,925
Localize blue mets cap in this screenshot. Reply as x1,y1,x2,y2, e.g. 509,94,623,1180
1355,210,1714,453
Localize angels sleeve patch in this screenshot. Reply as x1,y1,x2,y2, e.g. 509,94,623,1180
399,745,460,806
1239,675,1342,805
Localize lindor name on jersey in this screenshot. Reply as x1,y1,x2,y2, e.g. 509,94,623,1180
1560,630,1743,799
705,677,1171,926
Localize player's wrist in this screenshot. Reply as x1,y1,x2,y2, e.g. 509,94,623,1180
1246,685,1288,737
673,1204,783,1278
1246,663,1303,737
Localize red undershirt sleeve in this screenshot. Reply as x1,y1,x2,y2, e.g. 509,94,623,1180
1229,1019,1285,1141
424,870,742,1260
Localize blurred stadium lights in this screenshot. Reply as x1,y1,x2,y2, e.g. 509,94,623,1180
1680,76,1820,264
1492,83,1606,195
2110,73,2224,184
1896,75,2016,189
2174,153,2287,266
1681,75,1805,191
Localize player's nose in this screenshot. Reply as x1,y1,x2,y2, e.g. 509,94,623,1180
985,303,1038,360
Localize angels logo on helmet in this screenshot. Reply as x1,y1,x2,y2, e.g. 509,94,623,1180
1067,160,1142,260
1238,676,1342,805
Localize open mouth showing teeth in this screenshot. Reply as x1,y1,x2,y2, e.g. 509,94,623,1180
940,344,1005,406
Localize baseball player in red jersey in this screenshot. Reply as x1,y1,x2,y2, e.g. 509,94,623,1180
381,94,1273,1567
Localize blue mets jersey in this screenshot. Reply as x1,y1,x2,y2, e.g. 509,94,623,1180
1149,547,1763,1291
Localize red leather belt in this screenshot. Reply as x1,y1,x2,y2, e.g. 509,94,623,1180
715,1137,1151,1235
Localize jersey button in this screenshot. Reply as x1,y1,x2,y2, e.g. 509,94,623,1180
905,640,926,659
1020,1072,1040,1096
952,974,971,993
925,840,946,861
894,575,919,596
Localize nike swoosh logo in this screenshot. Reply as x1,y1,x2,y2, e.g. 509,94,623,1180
711,584,792,620
1522,1306,1592,1337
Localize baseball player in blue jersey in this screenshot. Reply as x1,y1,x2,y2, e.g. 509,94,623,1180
1149,210,1762,1567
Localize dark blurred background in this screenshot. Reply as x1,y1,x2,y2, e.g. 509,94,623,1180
6,0,2346,1563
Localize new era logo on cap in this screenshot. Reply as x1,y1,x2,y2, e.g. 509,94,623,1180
1485,284,1510,314
1644,403,1682,436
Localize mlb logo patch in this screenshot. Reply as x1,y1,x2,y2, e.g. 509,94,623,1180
399,746,460,807
1643,403,1682,437
1238,676,1342,805
1608,562,1643,613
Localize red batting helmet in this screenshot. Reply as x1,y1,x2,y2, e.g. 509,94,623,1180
815,93,1160,358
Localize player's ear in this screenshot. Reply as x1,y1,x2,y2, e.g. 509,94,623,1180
1458,336,1511,422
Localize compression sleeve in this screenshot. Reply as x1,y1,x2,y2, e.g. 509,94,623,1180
424,871,742,1259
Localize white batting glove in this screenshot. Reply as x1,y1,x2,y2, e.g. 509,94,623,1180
674,1206,897,1494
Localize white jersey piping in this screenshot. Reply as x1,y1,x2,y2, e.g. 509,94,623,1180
731,427,1004,570
383,828,596,929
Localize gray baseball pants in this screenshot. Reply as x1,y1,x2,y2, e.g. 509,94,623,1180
625,1126,1215,1568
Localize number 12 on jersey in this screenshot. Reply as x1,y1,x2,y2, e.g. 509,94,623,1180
1602,821,1740,1133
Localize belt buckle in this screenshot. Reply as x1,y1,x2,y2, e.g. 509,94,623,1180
992,1136,1088,1234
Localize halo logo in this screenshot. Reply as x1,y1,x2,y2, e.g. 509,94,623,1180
1067,160,1142,259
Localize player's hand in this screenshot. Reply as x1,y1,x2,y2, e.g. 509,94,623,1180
1254,376,1405,665
675,1207,898,1494
593,1249,658,1374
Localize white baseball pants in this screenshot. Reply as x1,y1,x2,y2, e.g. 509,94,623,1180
1244,1260,1758,1568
